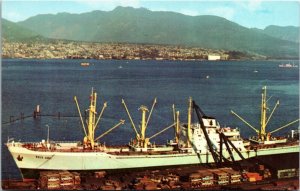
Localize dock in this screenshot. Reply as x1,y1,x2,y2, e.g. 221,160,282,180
2,165,299,190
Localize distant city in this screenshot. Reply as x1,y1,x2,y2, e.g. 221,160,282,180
2,40,263,61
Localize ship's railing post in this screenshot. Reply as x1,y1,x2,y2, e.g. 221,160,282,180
33,105,41,119
10,116,14,123
20,112,24,121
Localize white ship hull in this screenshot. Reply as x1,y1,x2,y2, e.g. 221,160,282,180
7,142,299,171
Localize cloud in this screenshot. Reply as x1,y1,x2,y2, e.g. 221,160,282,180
3,11,24,22
179,9,199,16
235,0,262,12
248,0,262,12
204,7,235,20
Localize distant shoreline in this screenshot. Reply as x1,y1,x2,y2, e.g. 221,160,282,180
3,41,298,61
2,57,299,62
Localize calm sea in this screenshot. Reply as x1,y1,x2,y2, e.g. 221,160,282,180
1,59,299,179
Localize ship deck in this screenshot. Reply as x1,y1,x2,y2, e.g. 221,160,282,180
14,139,299,156
18,142,187,155
245,140,299,150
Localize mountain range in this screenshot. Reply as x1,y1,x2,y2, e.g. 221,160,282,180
2,6,299,58
2,19,46,42
258,25,299,43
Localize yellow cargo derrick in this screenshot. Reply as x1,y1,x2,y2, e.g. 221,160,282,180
231,86,299,143
122,98,177,149
74,88,124,149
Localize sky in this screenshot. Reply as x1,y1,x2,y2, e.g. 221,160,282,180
2,0,299,29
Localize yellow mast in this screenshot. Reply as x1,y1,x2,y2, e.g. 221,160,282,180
172,105,180,143
187,97,192,147
175,111,180,143
87,88,97,149
260,86,267,140
122,98,157,148
172,104,176,124
139,105,149,147
75,88,124,149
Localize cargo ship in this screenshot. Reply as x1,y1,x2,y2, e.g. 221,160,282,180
278,63,298,68
6,86,299,179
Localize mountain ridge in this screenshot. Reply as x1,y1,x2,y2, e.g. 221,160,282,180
3,7,299,58
2,18,46,42
263,25,299,43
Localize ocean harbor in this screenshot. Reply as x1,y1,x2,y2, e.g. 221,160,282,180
2,1,300,189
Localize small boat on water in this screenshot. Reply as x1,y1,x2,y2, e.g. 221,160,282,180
278,63,298,68
81,62,90,67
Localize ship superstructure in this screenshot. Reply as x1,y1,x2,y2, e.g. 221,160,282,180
6,87,299,179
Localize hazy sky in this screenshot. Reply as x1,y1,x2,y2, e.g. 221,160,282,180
2,0,299,29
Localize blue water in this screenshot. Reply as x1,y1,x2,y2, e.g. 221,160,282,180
1,59,299,179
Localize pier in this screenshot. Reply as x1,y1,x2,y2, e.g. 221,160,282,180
1,165,299,190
